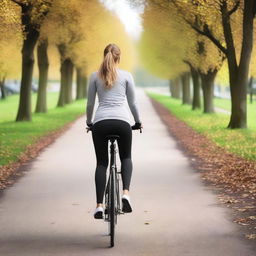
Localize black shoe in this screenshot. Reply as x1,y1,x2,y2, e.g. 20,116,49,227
122,195,132,213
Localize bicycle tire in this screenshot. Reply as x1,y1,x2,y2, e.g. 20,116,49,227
110,167,116,247
105,178,110,222
115,168,120,221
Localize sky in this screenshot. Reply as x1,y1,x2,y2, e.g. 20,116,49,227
100,0,144,41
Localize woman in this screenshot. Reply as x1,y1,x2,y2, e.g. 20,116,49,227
86,43,142,219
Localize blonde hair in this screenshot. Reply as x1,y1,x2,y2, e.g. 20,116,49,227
98,43,121,89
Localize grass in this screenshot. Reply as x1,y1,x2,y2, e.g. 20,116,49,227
0,92,60,123
214,97,256,129
148,93,256,161
0,92,86,166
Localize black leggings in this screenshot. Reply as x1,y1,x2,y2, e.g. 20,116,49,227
91,119,132,204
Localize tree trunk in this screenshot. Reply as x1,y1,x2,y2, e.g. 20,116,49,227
35,39,49,113
181,72,191,104
171,77,181,99
16,31,39,121
12,1,50,120
200,69,217,113
57,57,74,106
57,44,68,106
228,74,247,128
57,58,68,107
0,76,6,99
169,79,172,96
190,66,201,110
76,67,83,100
221,0,255,128
82,74,88,98
248,76,253,104
65,58,74,104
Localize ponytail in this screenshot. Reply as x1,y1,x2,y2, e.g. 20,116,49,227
98,43,121,89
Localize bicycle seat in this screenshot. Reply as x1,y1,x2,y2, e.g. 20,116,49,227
106,135,120,141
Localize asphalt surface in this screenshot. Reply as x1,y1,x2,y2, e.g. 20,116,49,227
0,90,255,255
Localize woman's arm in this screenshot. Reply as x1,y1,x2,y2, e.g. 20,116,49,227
86,72,97,125
126,72,141,123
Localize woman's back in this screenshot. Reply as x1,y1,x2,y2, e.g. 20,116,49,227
87,68,140,125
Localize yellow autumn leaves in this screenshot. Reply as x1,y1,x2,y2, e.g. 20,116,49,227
0,0,136,80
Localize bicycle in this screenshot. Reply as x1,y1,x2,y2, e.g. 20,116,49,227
87,124,142,247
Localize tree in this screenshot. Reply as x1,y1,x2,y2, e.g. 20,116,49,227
190,64,201,110
168,0,256,127
9,0,52,121
137,4,189,94
42,0,81,106
139,1,225,112
43,0,137,106
76,66,87,99
194,39,225,113
0,0,21,99
181,72,191,104
170,77,182,99
35,38,49,112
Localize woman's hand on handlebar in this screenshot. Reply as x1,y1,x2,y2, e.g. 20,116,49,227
131,122,143,133
86,123,93,133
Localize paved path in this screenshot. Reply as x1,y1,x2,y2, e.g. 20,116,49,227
214,106,230,114
0,90,254,256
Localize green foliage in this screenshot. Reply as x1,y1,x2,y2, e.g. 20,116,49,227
0,92,86,166
149,93,256,160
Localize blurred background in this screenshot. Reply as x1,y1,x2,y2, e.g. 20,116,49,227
0,0,256,168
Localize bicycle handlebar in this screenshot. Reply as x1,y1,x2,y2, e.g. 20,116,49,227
131,126,142,133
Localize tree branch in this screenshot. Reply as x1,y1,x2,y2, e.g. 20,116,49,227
39,1,52,17
185,17,228,55
228,0,240,16
170,0,227,55
183,59,193,69
10,0,25,7
183,59,190,65
202,24,228,55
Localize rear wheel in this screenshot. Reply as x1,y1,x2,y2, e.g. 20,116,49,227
109,167,116,247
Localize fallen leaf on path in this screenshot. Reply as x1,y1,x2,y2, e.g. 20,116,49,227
245,234,256,240
237,208,247,212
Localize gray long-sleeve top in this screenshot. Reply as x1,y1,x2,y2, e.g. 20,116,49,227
86,68,141,125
